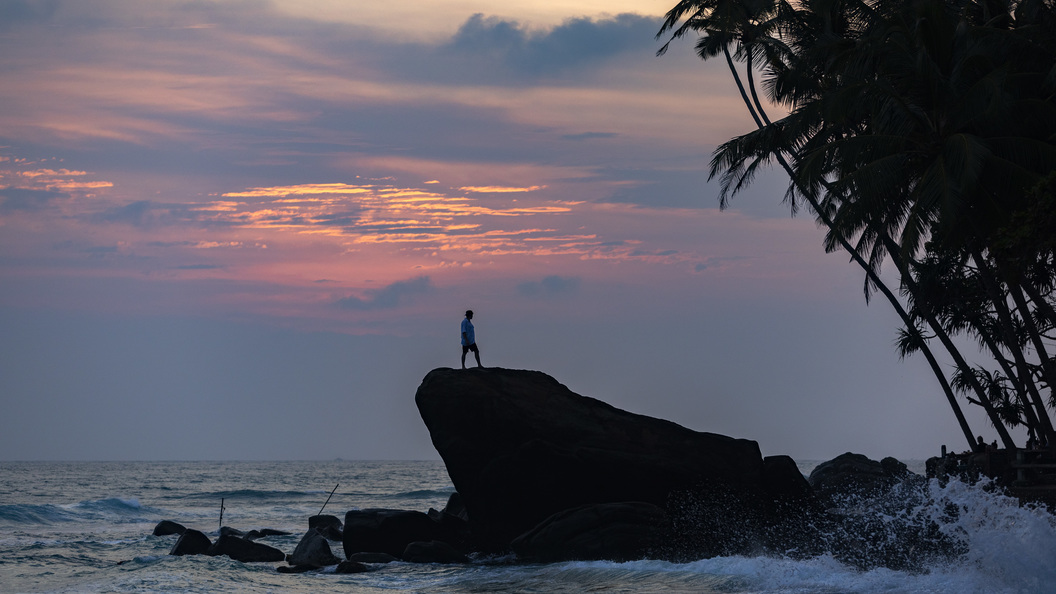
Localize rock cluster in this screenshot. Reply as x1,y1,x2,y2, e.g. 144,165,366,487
149,367,962,573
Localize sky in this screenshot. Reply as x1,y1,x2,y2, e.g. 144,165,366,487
0,0,1010,462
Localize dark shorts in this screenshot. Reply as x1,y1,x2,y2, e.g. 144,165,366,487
462,343,478,353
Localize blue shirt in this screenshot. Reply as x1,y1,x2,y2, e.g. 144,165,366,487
461,318,475,345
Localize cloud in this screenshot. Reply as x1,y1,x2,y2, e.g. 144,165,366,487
459,185,544,193
517,275,581,297
0,0,58,29
445,13,661,78
92,200,179,227
0,187,66,213
336,275,435,310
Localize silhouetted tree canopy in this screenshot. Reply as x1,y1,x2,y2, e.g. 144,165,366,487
659,0,1056,449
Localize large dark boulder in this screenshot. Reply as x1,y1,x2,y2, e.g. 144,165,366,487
169,529,211,556
808,452,897,504
415,367,782,550
207,534,286,563
511,502,665,562
342,509,442,558
288,528,341,568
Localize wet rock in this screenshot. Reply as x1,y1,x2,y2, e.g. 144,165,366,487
207,534,286,563
808,452,893,504
511,502,664,562
169,529,211,556
335,560,373,573
442,492,468,521
276,564,315,573
346,552,399,563
153,520,186,536
309,514,343,541
219,526,245,538
245,528,290,540
342,509,442,558
288,528,340,568
402,540,469,564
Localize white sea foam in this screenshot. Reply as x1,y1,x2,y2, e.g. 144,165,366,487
651,475,1055,594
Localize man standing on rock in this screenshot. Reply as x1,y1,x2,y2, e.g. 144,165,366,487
461,310,482,369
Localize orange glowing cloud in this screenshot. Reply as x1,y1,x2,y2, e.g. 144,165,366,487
459,185,546,193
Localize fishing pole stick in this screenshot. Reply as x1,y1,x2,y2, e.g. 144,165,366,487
318,483,339,515
219,498,225,531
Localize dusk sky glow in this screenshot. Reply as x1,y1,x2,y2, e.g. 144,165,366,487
0,0,1005,462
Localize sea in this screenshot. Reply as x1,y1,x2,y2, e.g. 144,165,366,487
1,460,1054,594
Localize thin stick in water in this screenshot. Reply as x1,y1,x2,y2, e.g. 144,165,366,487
318,483,339,516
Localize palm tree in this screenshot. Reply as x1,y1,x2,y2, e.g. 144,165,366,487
658,0,1056,449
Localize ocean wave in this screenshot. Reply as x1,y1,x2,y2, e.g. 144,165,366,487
74,497,143,513
0,503,78,525
0,498,160,526
176,489,330,502
382,488,456,500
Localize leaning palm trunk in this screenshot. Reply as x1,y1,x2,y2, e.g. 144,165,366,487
719,49,980,449
1019,280,1056,329
975,253,1056,442
882,239,1018,448
1008,282,1056,403
973,251,1056,436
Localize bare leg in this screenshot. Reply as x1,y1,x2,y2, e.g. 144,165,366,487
474,350,482,368
461,350,467,369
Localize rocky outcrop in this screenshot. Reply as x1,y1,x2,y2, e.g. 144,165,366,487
415,367,811,554
511,502,665,562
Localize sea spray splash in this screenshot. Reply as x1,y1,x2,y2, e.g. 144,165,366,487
921,477,1056,592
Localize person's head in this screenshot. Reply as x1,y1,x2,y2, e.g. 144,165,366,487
465,310,473,319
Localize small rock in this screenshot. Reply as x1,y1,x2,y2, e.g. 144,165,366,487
246,528,291,540
288,528,340,568
153,520,186,536
309,514,343,541
207,534,286,563
170,529,211,556
346,552,398,563
335,560,372,573
276,564,315,573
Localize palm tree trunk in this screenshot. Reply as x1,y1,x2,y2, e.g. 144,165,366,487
971,249,1055,443
881,238,1016,448
725,43,979,450
1018,279,1056,328
976,326,1044,436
